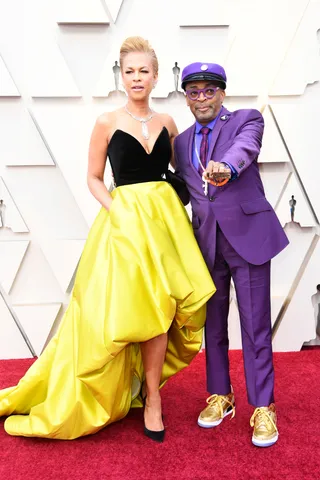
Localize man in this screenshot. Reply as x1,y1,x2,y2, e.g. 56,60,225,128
174,62,289,447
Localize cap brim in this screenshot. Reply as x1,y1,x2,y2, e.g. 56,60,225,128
182,72,226,90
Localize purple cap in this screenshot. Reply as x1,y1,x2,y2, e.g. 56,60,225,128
181,62,227,90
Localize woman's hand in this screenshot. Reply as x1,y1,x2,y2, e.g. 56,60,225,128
106,199,113,212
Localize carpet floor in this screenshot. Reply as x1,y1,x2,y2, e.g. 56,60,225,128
0,350,319,480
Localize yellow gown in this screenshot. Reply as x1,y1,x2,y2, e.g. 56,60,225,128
0,128,215,439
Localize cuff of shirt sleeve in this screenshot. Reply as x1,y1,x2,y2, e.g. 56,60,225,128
223,162,238,181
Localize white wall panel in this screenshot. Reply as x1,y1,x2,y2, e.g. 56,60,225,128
259,164,291,209
30,104,101,227
273,239,320,351
259,106,290,163
0,296,32,359
13,304,62,356
275,173,317,227
177,0,232,26
272,103,320,221
270,0,320,95
0,177,29,232
0,241,29,294
39,239,86,293
271,224,315,304
224,0,310,96
56,0,110,25
0,104,55,166
25,0,81,97
104,0,124,23
0,55,20,97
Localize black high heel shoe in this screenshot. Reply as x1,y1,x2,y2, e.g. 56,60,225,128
142,393,165,443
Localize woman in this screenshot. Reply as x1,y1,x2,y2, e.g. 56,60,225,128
0,37,215,442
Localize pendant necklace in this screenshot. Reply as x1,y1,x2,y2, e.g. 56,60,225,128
195,142,209,196
124,105,154,140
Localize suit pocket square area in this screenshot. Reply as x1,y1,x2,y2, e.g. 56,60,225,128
240,198,272,215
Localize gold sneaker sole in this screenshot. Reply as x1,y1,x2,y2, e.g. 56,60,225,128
252,432,279,447
197,405,235,429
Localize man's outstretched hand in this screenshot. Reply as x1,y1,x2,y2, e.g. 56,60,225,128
204,161,231,182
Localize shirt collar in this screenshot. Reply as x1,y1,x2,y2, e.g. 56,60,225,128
195,108,223,134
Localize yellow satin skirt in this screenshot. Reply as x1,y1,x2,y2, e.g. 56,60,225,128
0,182,215,439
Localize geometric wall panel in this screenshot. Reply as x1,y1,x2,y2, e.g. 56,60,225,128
56,0,110,24
0,105,55,166
6,242,69,305
93,53,125,97
177,0,231,26
0,55,20,97
259,106,290,163
104,0,124,22
275,173,317,227
0,295,32,359
30,105,100,227
272,103,320,223
13,304,62,356
2,166,89,240
273,237,320,351
271,223,315,306
152,56,182,98
271,296,286,328
27,21,81,97
270,0,320,95
259,164,291,209
0,177,29,232
39,239,86,293
224,0,310,96
0,241,29,294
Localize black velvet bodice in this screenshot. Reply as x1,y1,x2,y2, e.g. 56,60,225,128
107,127,171,187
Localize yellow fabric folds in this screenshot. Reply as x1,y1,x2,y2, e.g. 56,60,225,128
0,182,215,439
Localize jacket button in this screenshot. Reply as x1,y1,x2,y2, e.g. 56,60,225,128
209,196,215,202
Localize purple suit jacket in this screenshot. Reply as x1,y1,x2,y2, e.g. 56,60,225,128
174,106,289,270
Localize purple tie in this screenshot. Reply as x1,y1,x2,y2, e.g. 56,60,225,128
198,127,210,176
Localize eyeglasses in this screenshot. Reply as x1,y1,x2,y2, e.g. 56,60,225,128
185,86,220,101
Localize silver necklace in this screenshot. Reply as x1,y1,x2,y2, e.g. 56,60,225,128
124,105,154,140
195,141,208,196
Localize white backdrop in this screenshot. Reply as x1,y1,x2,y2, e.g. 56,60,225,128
0,0,319,358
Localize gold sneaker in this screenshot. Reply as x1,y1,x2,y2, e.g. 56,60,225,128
198,392,235,428
250,404,278,447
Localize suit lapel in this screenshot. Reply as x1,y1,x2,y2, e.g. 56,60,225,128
183,124,204,193
187,124,196,170
208,106,231,160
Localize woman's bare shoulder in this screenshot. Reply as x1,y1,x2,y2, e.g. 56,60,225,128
158,113,178,137
96,108,123,127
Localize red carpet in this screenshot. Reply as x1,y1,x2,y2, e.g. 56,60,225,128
0,350,319,480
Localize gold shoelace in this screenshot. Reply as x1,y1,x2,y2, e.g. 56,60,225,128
206,394,235,419
250,407,278,432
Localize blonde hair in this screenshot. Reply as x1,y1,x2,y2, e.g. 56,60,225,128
119,36,158,75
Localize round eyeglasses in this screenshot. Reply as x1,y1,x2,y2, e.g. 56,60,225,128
185,86,220,101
